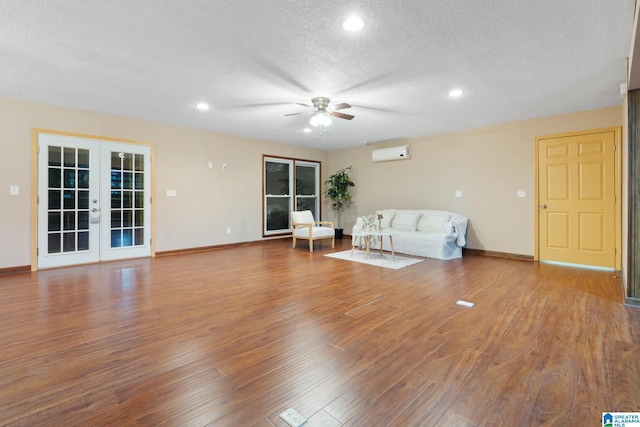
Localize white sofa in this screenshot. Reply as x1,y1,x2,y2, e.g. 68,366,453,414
351,209,468,260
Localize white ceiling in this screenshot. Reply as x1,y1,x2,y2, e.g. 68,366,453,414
0,1,636,150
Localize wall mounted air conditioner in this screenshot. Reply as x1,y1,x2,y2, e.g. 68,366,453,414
372,145,410,162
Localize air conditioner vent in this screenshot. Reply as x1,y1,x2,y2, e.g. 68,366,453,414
372,145,410,162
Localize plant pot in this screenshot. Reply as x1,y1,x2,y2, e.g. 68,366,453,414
335,229,344,239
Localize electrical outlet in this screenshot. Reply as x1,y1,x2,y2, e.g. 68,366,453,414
455,190,462,198
226,227,231,234
517,189,526,197
279,408,307,427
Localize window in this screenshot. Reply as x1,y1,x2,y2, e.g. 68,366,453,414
263,156,320,236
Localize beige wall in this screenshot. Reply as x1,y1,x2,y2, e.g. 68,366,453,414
0,96,625,269
0,97,328,269
327,106,623,257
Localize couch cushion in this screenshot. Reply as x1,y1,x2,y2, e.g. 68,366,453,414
418,212,451,233
293,226,334,238
391,211,420,231
376,209,396,229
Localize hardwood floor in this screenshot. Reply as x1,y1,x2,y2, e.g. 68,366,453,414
1,239,638,426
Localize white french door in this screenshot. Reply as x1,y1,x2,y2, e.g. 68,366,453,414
37,133,152,269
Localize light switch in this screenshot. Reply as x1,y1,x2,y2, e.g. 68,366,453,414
517,190,526,198
208,162,213,169
166,189,177,197
9,185,19,195
455,190,462,198
223,163,228,170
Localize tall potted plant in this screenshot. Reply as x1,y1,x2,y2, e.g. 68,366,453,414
323,166,355,239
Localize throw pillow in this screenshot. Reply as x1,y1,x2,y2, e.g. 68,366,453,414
376,209,395,229
417,213,451,233
391,211,420,231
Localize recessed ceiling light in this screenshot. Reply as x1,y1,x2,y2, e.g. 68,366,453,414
342,16,364,32
303,128,311,133
448,89,464,98
196,102,210,111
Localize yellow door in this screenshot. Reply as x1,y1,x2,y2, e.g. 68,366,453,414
537,130,616,268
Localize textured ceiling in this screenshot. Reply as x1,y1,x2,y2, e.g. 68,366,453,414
0,0,636,150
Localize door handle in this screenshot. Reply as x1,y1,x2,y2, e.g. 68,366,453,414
540,204,547,209
90,209,101,223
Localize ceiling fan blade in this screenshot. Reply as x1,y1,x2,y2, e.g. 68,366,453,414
332,102,351,111
296,102,312,108
285,110,315,116
331,111,355,120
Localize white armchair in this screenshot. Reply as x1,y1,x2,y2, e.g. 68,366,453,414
291,210,335,252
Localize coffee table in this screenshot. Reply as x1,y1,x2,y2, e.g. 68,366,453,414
351,230,397,261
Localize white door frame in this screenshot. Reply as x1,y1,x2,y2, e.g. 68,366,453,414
32,129,155,271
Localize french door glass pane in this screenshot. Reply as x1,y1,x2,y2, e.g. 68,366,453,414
78,212,89,230
123,172,133,189
48,190,61,209
48,234,61,254
78,232,89,250
47,145,91,254
110,151,144,247
48,212,61,232
63,169,75,188
63,190,75,209
48,169,61,188
78,191,89,209
77,149,90,168
63,232,75,252
64,148,75,167
77,170,89,188
49,146,61,166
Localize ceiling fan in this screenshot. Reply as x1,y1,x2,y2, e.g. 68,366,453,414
285,97,354,127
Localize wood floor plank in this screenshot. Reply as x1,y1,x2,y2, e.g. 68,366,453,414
304,409,342,427
445,358,520,424
571,383,613,426
321,338,431,423
388,347,491,426
478,364,546,426
0,239,635,426
525,340,584,426
436,411,477,427
614,342,640,411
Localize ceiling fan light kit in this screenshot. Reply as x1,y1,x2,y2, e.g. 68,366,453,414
285,97,355,132
310,113,332,127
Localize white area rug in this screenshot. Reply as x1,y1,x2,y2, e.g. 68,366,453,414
325,250,424,269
